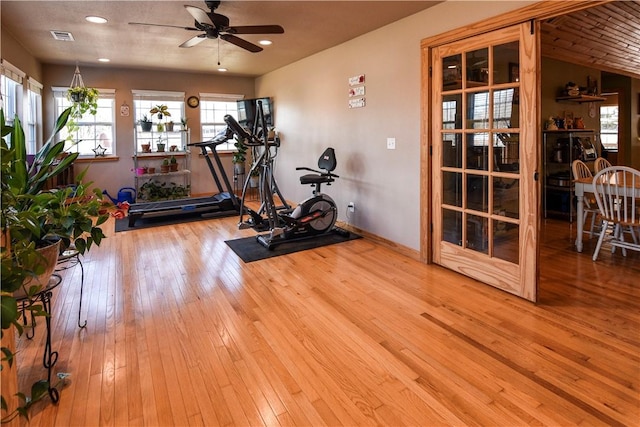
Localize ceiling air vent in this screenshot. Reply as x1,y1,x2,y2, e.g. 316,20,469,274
50,30,74,41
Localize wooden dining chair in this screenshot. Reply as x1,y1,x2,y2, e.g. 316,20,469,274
591,166,640,261
594,157,612,172
571,159,600,238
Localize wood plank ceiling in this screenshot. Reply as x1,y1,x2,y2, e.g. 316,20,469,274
540,1,640,79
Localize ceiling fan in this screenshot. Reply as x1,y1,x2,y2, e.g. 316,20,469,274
129,1,284,53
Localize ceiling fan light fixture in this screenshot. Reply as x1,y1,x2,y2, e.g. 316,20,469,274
85,16,108,24
217,68,228,72
259,40,272,46
98,58,110,63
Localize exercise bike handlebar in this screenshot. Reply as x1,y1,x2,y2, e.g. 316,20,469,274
295,166,340,178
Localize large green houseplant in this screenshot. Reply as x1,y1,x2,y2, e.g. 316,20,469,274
1,107,108,422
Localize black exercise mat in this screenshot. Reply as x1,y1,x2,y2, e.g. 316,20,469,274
225,228,361,263
114,212,228,232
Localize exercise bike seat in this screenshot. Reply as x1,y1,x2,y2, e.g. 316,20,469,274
297,147,339,186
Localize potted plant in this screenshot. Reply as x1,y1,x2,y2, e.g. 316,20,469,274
149,105,170,121
156,137,166,153
138,115,152,132
65,87,99,138
232,136,247,174
169,156,178,172
180,117,189,131
66,87,99,115
166,121,174,132
249,167,260,188
160,158,170,173
1,107,108,422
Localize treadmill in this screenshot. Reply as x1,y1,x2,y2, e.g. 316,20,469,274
128,128,240,227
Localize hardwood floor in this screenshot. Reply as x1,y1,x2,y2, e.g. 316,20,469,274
14,216,639,426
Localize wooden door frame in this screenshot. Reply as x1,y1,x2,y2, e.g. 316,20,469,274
419,0,613,264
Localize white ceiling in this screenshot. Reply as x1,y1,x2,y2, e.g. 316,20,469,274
1,1,441,77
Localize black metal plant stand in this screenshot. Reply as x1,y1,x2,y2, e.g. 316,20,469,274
17,273,63,403
55,248,86,328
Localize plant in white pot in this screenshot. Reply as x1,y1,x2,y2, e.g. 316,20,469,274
1,107,108,422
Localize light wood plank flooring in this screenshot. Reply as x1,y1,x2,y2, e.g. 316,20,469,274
13,216,639,426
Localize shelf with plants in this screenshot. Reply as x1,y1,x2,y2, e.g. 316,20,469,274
133,128,191,202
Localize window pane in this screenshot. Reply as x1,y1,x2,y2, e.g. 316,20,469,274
466,174,488,212
442,94,462,130
493,220,519,263
442,171,462,207
466,213,488,253
200,99,238,151
466,91,489,129
442,54,462,91
466,132,489,170
600,105,618,151
466,48,489,86
442,209,462,246
55,91,116,156
493,41,519,85
443,133,462,168
494,133,519,173
493,176,519,219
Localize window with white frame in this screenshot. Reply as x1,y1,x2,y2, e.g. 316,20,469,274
1,60,25,129
600,104,619,152
53,87,116,157
132,90,185,152
26,78,43,154
200,93,243,151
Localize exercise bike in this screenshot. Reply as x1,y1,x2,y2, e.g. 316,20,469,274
224,101,348,250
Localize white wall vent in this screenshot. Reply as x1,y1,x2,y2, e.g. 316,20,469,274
50,30,74,41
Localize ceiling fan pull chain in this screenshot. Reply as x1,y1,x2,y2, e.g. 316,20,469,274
218,37,221,66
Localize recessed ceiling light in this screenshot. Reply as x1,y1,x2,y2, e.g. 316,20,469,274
218,68,228,72
85,16,108,24
259,40,272,46
98,58,110,63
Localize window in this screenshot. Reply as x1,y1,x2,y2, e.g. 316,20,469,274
53,88,116,157
600,104,619,152
1,60,25,129
200,93,243,151
26,78,43,154
132,90,185,152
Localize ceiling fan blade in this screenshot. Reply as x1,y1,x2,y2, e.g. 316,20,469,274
129,22,200,31
226,25,285,35
179,34,208,48
184,5,212,26
208,12,230,28
220,34,262,53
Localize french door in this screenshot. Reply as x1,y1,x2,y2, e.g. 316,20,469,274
431,23,539,301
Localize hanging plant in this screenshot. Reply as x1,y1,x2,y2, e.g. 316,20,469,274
66,87,99,117
65,65,99,138
149,105,171,121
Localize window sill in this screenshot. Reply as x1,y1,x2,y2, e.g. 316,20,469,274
76,156,119,163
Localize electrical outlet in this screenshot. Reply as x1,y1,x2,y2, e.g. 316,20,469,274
387,137,396,150
348,202,355,213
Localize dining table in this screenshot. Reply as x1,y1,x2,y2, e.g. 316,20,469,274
574,171,640,252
